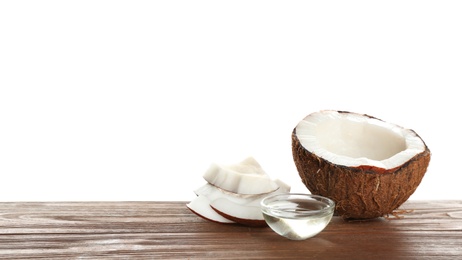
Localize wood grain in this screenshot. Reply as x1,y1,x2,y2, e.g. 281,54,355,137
0,201,460,259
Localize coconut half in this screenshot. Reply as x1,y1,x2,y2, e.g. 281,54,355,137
292,110,431,219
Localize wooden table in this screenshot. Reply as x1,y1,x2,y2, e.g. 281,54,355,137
0,201,460,259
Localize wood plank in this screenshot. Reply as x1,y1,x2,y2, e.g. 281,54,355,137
0,201,460,259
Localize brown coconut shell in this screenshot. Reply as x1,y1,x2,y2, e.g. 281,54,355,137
292,127,431,219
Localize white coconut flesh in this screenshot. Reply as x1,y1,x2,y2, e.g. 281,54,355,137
188,157,291,226
195,179,290,201
210,198,263,221
238,156,265,170
209,179,291,221
186,195,235,224
295,111,426,170
209,179,290,223
203,158,279,195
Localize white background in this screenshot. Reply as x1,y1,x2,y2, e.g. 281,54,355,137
1,1,461,201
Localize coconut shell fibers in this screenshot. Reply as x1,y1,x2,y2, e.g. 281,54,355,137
292,128,431,219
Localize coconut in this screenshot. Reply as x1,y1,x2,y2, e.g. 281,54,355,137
187,157,291,226
186,195,235,224
292,110,431,219
194,180,291,226
202,157,279,195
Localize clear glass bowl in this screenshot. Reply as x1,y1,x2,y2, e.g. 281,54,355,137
261,193,335,240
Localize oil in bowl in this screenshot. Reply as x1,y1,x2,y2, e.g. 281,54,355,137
261,193,335,240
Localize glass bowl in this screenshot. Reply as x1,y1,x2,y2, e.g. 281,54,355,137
261,193,335,240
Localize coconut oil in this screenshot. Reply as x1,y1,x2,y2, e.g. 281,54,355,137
261,197,334,240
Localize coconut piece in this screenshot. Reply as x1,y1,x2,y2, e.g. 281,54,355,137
196,179,290,226
189,157,292,226
239,156,264,171
186,195,235,224
194,179,291,204
292,110,431,219
203,158,279,195
194,183,257,201
274,179,291,193
210,198,266,227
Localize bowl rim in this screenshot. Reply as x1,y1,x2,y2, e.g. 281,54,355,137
261,193,336,217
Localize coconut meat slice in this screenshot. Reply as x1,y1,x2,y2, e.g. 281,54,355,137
295,110,426,170
274,179,291,193
203,160,279,195
194,183,254,203
186,195,235,224
194,179,291,206
238,156,265,173
210,198,266,226
199,179,290,226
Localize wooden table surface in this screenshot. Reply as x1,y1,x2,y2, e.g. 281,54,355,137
0,201,460,259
